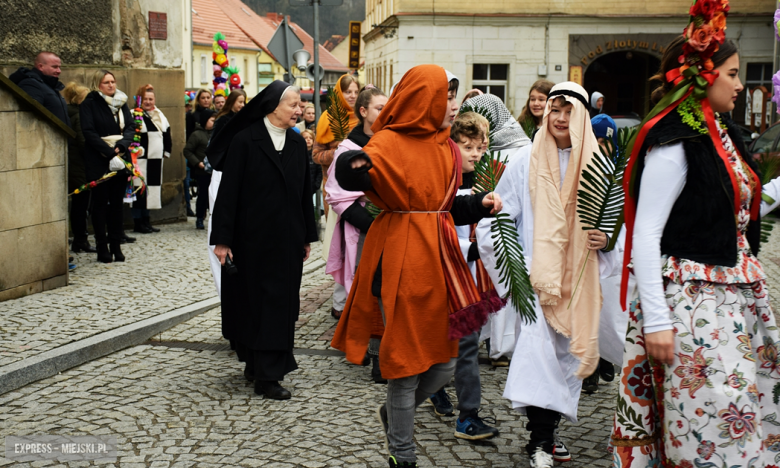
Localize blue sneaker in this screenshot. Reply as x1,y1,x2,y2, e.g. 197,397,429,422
429,388,454,417
454,410,499,440
68,263,77,271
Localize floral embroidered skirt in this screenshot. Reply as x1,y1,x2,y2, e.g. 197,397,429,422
612,279,780,467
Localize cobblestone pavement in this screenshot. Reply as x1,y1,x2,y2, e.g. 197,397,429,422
0,219,324,367
2,219,780,466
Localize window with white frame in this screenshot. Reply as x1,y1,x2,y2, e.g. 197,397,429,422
472,64,508,102
200,55,208,84
258,63,274,87
244,58,249,85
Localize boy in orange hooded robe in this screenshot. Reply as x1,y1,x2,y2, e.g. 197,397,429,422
331,65,502,467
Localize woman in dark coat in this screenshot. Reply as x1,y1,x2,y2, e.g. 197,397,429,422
211,89,246,139
209,81,318,400
62,82,95,253
80,70,135,263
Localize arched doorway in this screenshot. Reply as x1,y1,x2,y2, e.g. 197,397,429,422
584,51,660,117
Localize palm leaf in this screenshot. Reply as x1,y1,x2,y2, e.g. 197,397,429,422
325,86,351,141
576,126,637,251
366,201,382,219
473,150,507,193
471,152,535,322
490,213,536,323
459,104,497,150
519,116,536,141
756,152,779,247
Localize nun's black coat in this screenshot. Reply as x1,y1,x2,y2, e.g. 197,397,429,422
209,117,318,359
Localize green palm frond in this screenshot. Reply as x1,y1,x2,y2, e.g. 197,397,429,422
471,152,535,321
459,104,497,150
366,201,382,219
473,151,508,193
576,126,636,252
325,86,351,141
756,152,779,247
490,213,536,323
519,116,536,141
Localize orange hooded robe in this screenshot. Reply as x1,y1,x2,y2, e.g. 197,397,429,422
331,65,460,380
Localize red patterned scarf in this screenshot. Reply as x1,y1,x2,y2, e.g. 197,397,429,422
440,140,505,340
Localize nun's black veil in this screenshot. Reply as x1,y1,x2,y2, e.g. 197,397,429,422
206,80,291,171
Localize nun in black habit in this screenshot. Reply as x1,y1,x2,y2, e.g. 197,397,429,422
209,81,318,400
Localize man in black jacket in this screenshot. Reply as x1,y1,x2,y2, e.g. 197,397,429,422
9,52,69,126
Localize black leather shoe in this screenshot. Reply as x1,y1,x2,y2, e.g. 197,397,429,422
244,364,255,382
110,242,125,262
96,243,112,263
120,233,136,244
133,219,154,234
254,381,291,400
186,207,196,217
143,216,160,232
71,240,97,253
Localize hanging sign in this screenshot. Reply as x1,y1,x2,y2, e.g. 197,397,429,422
348,21,361,70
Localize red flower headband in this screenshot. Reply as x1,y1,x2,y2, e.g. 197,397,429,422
676,0,730,76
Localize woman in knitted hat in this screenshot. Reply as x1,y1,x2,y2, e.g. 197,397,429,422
476,81,619,468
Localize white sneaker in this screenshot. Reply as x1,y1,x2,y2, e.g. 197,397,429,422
553,429,572,462
530,446,554,468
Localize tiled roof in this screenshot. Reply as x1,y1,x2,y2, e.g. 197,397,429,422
212,0,277,57
191,0,260,51
323,35,346,52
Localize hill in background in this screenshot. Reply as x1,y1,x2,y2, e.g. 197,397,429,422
244,0,366,45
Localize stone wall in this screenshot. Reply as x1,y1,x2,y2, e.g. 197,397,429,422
0,86,69,301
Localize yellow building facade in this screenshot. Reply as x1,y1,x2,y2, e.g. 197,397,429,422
362,0,775,123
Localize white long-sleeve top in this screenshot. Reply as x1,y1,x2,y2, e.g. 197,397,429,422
633,142,780,334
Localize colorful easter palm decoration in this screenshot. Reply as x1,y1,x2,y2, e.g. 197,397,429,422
211,32,241,97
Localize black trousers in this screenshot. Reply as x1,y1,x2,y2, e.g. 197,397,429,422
195,174,212,219
525,406,561,455
235,342,298,382
70,191,90,243
90,176,126,244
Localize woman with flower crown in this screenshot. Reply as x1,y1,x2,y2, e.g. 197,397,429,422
612,1,780,466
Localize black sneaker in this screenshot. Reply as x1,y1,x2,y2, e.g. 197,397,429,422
429,388,454,417
553,429,572,462
388,456,417,467
454,410,499,440
582,371,599,394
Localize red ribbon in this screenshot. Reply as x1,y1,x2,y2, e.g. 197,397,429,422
619,90,692,310
665,68,684,85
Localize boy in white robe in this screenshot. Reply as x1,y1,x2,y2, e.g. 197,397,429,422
476,83,619,468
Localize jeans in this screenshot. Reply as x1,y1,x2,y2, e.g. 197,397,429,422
378,298,457,462
387,358,457,462
90,176,125,245
454,331,481,417
332,283,347,311
184,166,192,208
70,191,90,243
525,406,561,455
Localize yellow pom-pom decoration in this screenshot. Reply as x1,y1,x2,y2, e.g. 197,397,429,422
214,89,227,97
216,54,227,66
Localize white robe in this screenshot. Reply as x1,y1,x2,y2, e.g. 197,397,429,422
476,144,619,422
207,170,223,297
477,144,527,357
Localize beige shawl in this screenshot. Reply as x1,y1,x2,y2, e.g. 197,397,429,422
528,82,602,379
